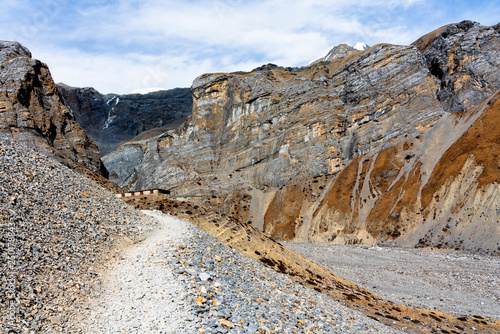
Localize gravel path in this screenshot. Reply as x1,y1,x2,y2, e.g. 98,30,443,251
76,211,193,333
77,211,401,334
284,243,500,321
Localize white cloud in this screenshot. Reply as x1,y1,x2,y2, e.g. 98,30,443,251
1,0,494,94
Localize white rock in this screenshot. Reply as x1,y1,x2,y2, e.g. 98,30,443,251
199,273,210,282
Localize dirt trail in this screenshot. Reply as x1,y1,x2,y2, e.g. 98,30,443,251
75,211,194,333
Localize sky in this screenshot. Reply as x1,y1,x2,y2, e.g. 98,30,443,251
0,0,498,94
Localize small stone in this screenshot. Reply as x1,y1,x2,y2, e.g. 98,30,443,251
218,319,234,329
153,259,168,264
199,273,211,281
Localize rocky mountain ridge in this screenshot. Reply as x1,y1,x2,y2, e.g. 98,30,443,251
310,43,365,65
102,21,500,254
57,84,192,156
0,41,107,177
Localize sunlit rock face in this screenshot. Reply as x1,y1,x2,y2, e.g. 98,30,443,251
0,41,105,175
103,21,500,253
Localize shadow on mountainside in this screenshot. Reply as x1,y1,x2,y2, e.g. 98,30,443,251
124,195,500,334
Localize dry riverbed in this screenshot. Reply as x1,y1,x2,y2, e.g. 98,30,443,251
284,243,500,321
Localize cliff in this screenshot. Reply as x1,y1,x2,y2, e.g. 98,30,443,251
57,85,192,156
103,21,500,253
0,41,120,192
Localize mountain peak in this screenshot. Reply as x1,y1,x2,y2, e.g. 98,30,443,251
354,42,369,51
310,42,370,65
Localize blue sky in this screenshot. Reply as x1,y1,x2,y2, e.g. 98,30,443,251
1,0,498,94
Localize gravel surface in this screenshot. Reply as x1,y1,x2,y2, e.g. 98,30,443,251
77,211,402,334
284,243,500,321
0,134,157,333
4,129,498,333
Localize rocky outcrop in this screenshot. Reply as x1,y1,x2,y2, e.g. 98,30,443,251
310,43,360,64
57,85,192,156
414,20,500,113
269,91,499,254
103,21,500,253
105,42,443,188
0,41,109,178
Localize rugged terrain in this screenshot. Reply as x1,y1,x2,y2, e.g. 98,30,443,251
1,22,499,333
124,194,500,333
285,242,500,320
0,41,119,192
57,84,192,156
0,134,156,332
75,211,403,334
1,130,498,333
103,21,500,253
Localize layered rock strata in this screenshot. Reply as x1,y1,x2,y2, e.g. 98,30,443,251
103,21,500,253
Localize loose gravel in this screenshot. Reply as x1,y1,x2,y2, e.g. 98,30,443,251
5,129,498,333
77,211,401,334
0,134,157,333
285,243,500,321
0,134,399,333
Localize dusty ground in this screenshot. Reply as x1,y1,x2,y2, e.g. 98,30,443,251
284,243,500,320
123,194,500,334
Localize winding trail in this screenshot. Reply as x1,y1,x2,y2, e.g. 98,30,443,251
77,211,194,333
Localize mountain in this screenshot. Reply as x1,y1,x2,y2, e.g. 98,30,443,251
0,40,119,191
57,85,192,156
102,21,500,253
310,43,361,65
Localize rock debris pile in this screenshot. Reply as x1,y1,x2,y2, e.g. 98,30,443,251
78,211,400,334
0,134,156,333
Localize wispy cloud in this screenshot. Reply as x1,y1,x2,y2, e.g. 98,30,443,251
1,0,497,94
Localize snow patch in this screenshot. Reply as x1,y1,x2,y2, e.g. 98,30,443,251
354,42,369,51
103,97,120,129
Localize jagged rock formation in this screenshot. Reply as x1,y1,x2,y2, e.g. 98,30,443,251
0,41,107,174
57,84,192,156
310,43,360,64
103,21,500,253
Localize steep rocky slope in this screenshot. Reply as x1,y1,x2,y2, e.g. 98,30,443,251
103,21,500,253
0,41,112,181
0,134,155,332
57,84,192,156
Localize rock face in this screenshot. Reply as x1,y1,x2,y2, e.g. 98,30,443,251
57,84,192,156
103,21,500,253
0,41,107,176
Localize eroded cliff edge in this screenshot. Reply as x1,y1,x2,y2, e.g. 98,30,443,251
104,21,500,253
0,41,120,192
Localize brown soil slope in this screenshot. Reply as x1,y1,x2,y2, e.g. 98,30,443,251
421,94,500,207
264,91,499,253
